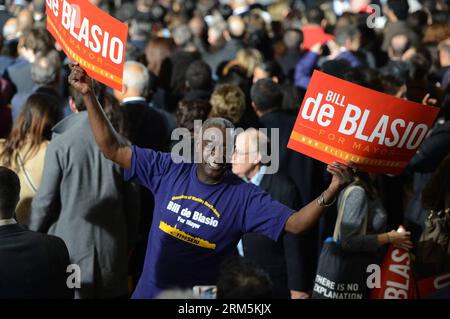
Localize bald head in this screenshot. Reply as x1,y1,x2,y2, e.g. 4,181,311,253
3,18,18,40
227,15,245,39
389,34,409,58
117,61,150,100
232,128,270,179
18,10,34,33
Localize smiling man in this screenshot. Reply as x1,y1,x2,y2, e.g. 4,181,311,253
68,63,355,299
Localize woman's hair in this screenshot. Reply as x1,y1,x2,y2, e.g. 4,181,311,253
0,93,58,168
210,84,246,125
176,99,212,133
223,49,263,78
145,37,175,88
353,172,378,200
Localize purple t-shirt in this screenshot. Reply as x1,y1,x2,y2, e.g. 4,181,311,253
123,145,294,299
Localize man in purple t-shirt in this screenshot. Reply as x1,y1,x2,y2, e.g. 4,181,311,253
68,63,355,299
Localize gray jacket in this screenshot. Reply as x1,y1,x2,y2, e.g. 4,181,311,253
29,112,139,298
337,185,387,253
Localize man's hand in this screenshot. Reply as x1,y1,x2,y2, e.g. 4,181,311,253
68,62,93,96
326,161,355,195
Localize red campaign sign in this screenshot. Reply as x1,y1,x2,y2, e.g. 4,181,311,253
418,272,450,298
371,245,417,299
288,71,440,174
46,0,128,90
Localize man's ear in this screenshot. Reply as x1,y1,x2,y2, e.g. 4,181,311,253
254,152,262,165
223,30,231,41
69,97,78,113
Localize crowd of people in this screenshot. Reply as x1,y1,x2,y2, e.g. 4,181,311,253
0,0,449,299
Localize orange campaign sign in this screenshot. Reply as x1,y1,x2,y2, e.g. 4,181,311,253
288,71,440,174
46,0,128,90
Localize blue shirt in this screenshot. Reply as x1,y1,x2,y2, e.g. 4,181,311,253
123,146,294,299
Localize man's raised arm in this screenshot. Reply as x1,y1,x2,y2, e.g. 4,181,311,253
68,63,132,169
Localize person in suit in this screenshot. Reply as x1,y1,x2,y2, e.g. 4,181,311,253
113,61,171,151
203,15,246,78
251,79,326,298
232,128,303,299
278,29,304,83
29,89,139,299
11,50,65,122
0,166,73,299
4,27,53,95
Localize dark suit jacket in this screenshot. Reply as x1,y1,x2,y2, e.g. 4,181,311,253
279,50,302,83
259,110,326,292
0,224,73,299
122,100,170,152
4,58,34,94
242,172,300,298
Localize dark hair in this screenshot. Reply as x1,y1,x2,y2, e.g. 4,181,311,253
185,60,212,91
247,29,273,60
407,10,428,35
283,29,304,50
342,68,369,87
257,60,284,83
387,0,410,21
306,6,325,25
0,166,20,219
334,25,361,47
251,78,282,112
0,93,58,168
409,51,432,80
440,85,450,121
379,74,405,96
422,154,450,211
145,37,175,89
216,256,272,299
320,59,351,79
176,99,212,132
21,28,54,55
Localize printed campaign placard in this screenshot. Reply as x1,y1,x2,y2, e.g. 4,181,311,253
288,70,440,174
46,0,128,90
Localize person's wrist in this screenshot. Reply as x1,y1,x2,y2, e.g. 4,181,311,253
326,186,339,198
386,232,391,244
318,189,337,207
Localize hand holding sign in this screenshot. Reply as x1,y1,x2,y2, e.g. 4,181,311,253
326,161,355,194
288,71,440,174
68,62,93,95
46,0,128,90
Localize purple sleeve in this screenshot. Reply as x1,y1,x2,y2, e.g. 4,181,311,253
244,186,294,241
294,51,320,90
122,145,172,193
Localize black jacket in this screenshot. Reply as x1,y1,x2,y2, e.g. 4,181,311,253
0,224,73,299
242,172,300,298
259,110,326,292
122,100,170,151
